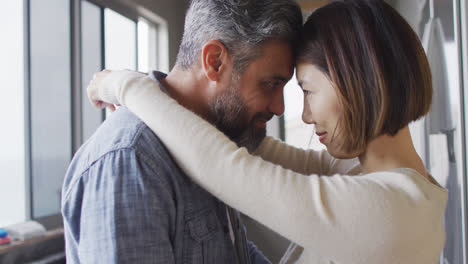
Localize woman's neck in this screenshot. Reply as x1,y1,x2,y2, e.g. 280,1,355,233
358,126,428,177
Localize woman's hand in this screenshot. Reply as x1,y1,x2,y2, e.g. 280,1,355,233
87,69,149,112
87,69,119,112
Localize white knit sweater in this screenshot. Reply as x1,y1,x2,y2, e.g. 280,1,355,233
99,71,448,264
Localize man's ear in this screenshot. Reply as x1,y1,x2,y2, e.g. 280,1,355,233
201,40,230,82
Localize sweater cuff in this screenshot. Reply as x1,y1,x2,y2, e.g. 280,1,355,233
99,70,146,105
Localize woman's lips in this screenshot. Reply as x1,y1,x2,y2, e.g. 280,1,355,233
316,131,328,143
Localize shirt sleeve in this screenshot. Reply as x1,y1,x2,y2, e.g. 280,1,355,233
99,71,421,262
247,240,271,264
63,148,176,264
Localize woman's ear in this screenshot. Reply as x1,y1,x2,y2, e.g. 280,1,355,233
201,40,231,82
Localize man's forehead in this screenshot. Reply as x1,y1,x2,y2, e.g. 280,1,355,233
257,57,294,79
249,59,294,81
235,40,294,79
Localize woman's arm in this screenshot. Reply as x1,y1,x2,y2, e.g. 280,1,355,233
91,70,360,176
90,70,399,255
255,136,361,176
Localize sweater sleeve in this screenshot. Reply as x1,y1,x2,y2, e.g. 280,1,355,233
100,71,417,260
254,136,361,176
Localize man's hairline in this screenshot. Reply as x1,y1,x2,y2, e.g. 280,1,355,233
181,38,293,76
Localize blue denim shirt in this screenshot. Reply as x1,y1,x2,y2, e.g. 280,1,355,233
62,75,270,263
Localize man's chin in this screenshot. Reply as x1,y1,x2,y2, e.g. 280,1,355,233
253,127,267,140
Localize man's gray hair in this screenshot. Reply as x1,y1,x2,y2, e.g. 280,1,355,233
176,0,303,73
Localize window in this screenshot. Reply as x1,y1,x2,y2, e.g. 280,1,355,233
29,0,72,219
0,0,166,229
0,1,26,227
138,19,158,73
103,8,137,117
81,0,104,141
0,0,171,261
104,8,137,71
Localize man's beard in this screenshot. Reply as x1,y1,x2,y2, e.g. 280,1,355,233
208,78,270,153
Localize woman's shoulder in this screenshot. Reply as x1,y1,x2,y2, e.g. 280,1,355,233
322,168,447,204
310,169,446,253
368,168,446,189
353,168,448,203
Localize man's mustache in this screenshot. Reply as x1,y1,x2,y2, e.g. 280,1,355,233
252,113,274,124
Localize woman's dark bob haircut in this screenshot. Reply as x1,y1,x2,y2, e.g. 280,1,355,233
298,0,432,153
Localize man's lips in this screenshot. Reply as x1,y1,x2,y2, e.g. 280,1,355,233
253,114,274,128
254,118,270,128
316,131,328,142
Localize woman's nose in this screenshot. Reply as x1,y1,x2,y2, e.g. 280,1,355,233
302,104,314,124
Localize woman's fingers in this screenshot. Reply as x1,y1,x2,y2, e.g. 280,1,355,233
106,104,117,112
87,69,112,109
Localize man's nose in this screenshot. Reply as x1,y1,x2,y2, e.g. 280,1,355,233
268,88,285,116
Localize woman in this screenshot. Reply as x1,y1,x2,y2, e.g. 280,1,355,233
89,1,447,263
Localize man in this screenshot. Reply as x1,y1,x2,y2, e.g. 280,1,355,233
62,0,302,263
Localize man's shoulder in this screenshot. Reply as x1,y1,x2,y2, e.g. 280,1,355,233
92,107,163,151
68,107,171,175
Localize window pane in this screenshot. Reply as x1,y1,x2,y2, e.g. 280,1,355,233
82,0,103,140
0,1,26,227
138,20,149,72
104,9,136,70
30,0,71,218
138,19,158,72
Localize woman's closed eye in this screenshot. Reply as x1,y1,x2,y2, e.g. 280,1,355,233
302,88,313,96
298,81,313,96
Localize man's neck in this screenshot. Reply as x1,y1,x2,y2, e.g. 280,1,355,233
159,67,212,120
